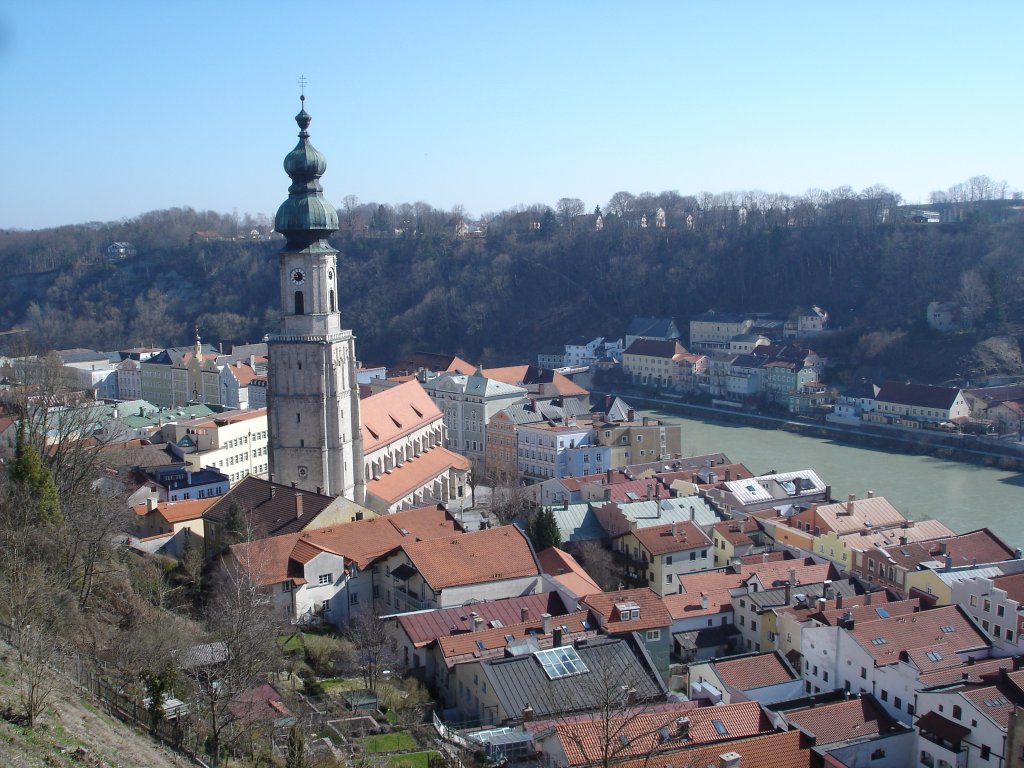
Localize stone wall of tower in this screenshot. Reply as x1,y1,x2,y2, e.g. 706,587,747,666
267,329,361,499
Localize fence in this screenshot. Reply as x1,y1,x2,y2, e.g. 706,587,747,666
0,619,211,767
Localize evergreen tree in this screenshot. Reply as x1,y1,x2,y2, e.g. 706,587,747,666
10,421,62,528
529,507,562,552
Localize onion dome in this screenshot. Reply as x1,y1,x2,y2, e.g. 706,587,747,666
274,96,339,251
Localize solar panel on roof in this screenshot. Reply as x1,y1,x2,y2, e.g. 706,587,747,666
534,646,590,680
875,607,890,618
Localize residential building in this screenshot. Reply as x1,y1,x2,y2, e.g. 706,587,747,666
163,408,269,484
131,496,215,557
689,311,754,351
800,604,991,724
579,588,673,680
688,651,803,705
421,368,526,467
226,506,462,626
376,525,542,613
865,381,970,429
703,469,829,518
133,464,229,503
612,521,714,595
624,317,681,349
201,475,370,554
622,338,687,388
950,572,1024,655
469,635,667,725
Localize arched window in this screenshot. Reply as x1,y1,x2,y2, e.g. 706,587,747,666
329,290,336,312
294,291,305,315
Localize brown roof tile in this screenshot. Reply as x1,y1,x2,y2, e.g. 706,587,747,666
438,611,592,666
713,652,797,690
850,604,989,667
360,379,442,452
396,593,568,648
581,588,672,633
401,525,539,590
631,521,712,556
365,446,470,505
228,505,460,585
784,696,893,745
615,730,810,768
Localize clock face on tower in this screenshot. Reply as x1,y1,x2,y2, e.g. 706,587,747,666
290,268,306,286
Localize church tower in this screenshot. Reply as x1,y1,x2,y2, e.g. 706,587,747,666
267,96,364,501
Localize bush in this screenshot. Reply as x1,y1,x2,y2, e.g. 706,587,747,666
303,634,354,677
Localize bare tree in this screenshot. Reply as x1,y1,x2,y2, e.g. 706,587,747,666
183,552,281,765
556,198,586,229
607,191,637,218
954,269,993,327
571,540,619,592
346,610,402,696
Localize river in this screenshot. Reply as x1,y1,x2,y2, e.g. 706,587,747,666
641,408,1024,549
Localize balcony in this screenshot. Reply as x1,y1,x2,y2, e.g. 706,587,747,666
393,586,430,612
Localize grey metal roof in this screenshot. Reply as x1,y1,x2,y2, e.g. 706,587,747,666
551,504,607,542
619,498,719,530
746,579,857,611
480,637,666,720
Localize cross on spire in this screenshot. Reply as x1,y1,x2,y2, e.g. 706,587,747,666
298,74,307,104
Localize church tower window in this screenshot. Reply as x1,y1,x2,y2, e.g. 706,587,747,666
294,291,305,315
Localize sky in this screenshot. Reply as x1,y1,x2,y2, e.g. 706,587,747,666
1,1,1022,230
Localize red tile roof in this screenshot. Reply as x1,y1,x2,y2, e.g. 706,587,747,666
537,547,602,596
360,379,442,453
630,521,712,556
784,696,892,745
877,528,1016,571
401,525,539,590
992,572,1024,604
133,497,216,524
395,593,568,648
849,604,989,667
228,505,460,586
962,684,1018,728
581,588,672,633
918,657,1015,687
365,446,471,505
554,700,773,765
615,730,811,768
713,652,797,691
437,611,592,666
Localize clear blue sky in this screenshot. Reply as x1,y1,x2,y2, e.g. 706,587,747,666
1,1,1021,230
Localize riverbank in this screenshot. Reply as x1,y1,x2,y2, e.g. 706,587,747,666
596,389,1024,472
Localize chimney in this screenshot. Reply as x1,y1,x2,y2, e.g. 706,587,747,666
835,593,843,609
700,593,709,610
521,607,530,623
655,482,661,499
541,613,552,635
718,752,741,768
724,468,731,481
270,486,277,498
671,522,678,537
823,580,833,600
355,510,363,521
868,490,874,498
627,408,635,422
676,717,690,739
146,496,157,512
607,469,614,483
471,612,482,632
945,553,953,572
846,494,855,514
899,536,908,546
785,581,792,605
552,627,563,647
562,499,568,511
522,704,534,722
839,611,854,630
864,592,872,606
789,568,797,586
295,493,303,518
646,484,653,501
938,542,948,555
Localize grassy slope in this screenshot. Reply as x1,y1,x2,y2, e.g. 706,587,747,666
0,646,188,768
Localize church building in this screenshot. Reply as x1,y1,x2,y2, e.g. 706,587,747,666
266,97,468,513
